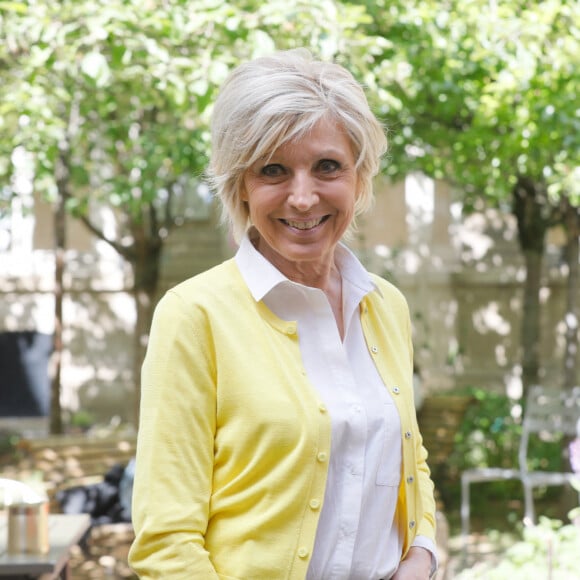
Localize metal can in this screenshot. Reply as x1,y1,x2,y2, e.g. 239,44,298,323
7,500,49,554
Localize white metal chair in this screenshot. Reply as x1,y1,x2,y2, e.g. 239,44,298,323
461,385,580,541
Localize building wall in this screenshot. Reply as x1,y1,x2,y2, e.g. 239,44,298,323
360,178,575,398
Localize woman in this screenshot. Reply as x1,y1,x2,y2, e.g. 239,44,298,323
128,49,437,579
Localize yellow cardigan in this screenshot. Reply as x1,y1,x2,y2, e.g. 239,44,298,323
128,258,436,579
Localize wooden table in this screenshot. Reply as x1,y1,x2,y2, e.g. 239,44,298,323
0,513,91,579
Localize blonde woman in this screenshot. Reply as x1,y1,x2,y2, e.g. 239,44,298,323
129,49,437,580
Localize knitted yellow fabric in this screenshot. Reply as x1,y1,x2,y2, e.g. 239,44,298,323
129,259,435,579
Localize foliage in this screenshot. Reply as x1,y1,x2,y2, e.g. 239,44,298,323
353,0,580,207
68,409,96,431
456,517,580,579
0,0,371,259
568,478,580,524
0,430,19,464
0,0,371,220
449,388,520,474
447,387,566,500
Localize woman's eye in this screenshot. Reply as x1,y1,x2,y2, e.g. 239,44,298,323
318,159,340,173
261,164,284,177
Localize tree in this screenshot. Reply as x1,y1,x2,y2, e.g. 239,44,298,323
353,0,580,395
561,191,580,388
0,0,370,428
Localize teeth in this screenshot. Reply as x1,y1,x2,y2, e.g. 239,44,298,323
284,218,324,230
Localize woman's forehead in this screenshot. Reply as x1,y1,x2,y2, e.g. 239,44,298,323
250,116,354,161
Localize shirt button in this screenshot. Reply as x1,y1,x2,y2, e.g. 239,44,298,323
298,547,309,559
371,345,379,354
405,431,412,439
392,386,401,394
309,499,321,510
317,452,327,462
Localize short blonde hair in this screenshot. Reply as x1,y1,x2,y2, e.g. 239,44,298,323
207,49,387,241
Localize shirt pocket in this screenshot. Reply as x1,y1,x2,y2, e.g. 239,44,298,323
376,402,402,487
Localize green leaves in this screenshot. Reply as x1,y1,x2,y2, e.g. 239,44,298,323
2,0,577,241
1,0,375,236
353,0,579,210
0,1,27,13
456,518,580,579
80,52,111,87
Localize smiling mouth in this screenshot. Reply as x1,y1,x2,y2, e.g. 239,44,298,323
281,216,329,230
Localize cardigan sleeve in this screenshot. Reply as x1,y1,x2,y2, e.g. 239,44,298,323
413,436,437,541
128,290,220,579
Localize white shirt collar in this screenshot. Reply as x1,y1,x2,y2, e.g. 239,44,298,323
234,229,380,303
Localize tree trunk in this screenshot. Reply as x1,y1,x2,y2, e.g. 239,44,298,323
131,235,162,426
520,248,543,396
513,178,550,399
132,285,154,427
562,199,580,389
50,152,69,435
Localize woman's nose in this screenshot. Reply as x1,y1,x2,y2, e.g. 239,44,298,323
288,172,318,210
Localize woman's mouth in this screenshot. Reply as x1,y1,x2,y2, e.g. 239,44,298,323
281,216,329,230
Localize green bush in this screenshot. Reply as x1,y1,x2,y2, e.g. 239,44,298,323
449,387,520,471
0,430,19,465
447,387,566,504
68,410,96,431
450,391,580,577
455,517,580,579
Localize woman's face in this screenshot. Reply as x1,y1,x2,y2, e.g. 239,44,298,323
242,118,358,281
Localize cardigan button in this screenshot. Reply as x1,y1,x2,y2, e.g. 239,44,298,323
406,476,414,484
404,431,412,439
319,404,327,413
298,547,309,559
392,386,400,394
409,520,416,529
317,452,328,462
309,499,321,510
371,345,378,354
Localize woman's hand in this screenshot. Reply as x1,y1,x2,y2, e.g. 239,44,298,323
392,546,432,580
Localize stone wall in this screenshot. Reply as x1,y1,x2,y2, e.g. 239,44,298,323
358,178,575,397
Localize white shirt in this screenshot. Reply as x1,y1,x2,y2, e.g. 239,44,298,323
235,233,436,579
